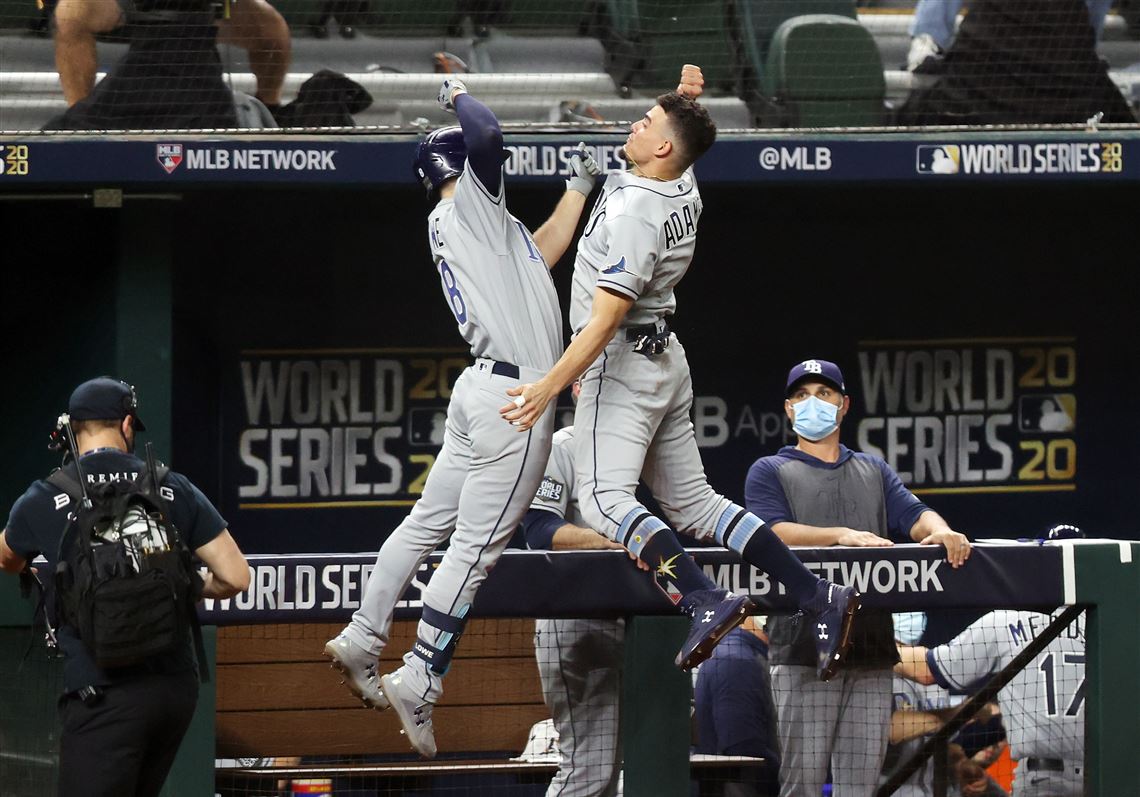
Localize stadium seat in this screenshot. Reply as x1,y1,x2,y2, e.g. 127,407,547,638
734,0,857,97
759,14,886,127
341,0,463,36
601,0,737,94
473,0,594,35
0,0,44,32
270,0,322,30
466,0,606,74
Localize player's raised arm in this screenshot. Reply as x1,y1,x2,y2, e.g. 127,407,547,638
442,78,505,196
531,143,601,268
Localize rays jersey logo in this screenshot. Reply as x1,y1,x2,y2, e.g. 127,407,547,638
535,477,563,502
602,257,627,275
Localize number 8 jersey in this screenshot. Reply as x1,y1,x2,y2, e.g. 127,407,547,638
427,162,562,371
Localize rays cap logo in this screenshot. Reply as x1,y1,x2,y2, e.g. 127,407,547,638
157,144,183,175
786,359,846,396
916,145,960,175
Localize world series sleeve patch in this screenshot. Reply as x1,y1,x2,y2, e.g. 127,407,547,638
535,477,563,502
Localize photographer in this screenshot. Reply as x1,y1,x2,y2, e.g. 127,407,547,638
48,0,290,129
0,377,249,797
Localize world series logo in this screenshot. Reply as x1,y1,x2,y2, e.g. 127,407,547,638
0,144,30,176
916,142,1123,175
854,337,1078,494
916,145,960,175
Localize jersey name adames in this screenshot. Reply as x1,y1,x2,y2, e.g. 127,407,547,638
570,168,702,332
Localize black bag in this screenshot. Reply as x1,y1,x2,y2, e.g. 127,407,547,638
48,463,208,680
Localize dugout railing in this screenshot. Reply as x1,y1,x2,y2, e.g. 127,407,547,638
2,542,1138,795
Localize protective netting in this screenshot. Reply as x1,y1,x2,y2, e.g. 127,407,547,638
0,627,63,797
204,607,1088,797
0,0,1135,132
0,589,1096,796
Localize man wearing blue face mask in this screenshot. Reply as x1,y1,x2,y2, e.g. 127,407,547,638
744,358,971,797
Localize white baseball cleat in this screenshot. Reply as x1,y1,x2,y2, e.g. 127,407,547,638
381,670,438,759
324,634,390,711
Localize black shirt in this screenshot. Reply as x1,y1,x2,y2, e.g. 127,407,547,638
4,449,227,692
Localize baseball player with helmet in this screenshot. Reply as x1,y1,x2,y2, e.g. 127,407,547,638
896,528,1088,797
499,64,860,680
323,78,601,758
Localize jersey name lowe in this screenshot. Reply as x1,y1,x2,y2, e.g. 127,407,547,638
428,164,562,370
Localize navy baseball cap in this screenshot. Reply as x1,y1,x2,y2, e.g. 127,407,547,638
786,359,845,396
68,377,147,431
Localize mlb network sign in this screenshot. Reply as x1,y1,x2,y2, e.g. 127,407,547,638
916,142,1124,176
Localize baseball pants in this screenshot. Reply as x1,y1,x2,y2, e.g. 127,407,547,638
346,362,554,701
535,618,624,797
574,335,732,547
770,665,892,797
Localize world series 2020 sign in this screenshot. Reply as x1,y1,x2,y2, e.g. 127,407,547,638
853,337,1077,495
222,347,577,551
232,348,469,508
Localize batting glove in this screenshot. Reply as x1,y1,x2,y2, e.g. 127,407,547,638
565,142,601,196
438,77,468,113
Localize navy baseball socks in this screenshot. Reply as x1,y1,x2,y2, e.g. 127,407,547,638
616,509,757,670
716,504,862,681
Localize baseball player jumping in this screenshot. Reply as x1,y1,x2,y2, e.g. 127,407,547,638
324,79,602,758
501,65,860,679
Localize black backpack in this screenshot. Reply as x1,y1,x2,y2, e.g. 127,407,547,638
47,456,208,681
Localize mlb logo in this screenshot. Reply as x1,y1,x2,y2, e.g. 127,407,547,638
915,145,960,175
408,407,448,446
1019,394,1076,433
156,144,183,174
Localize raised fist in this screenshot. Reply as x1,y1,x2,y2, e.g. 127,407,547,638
677,64,704,99
438,77,468,112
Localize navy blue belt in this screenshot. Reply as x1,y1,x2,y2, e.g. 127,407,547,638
624,320,670,342
1025,758,1065,772
491,361,519,379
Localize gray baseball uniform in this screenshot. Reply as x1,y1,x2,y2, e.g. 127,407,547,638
569,168,740,558
768,665,893,797
882,676,963,797
530,426,624,797
747,449,914,797
928,609,1086,797
344,160,559,703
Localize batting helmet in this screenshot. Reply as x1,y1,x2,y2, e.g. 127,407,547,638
414,126,466,196
1045,524,1084,541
